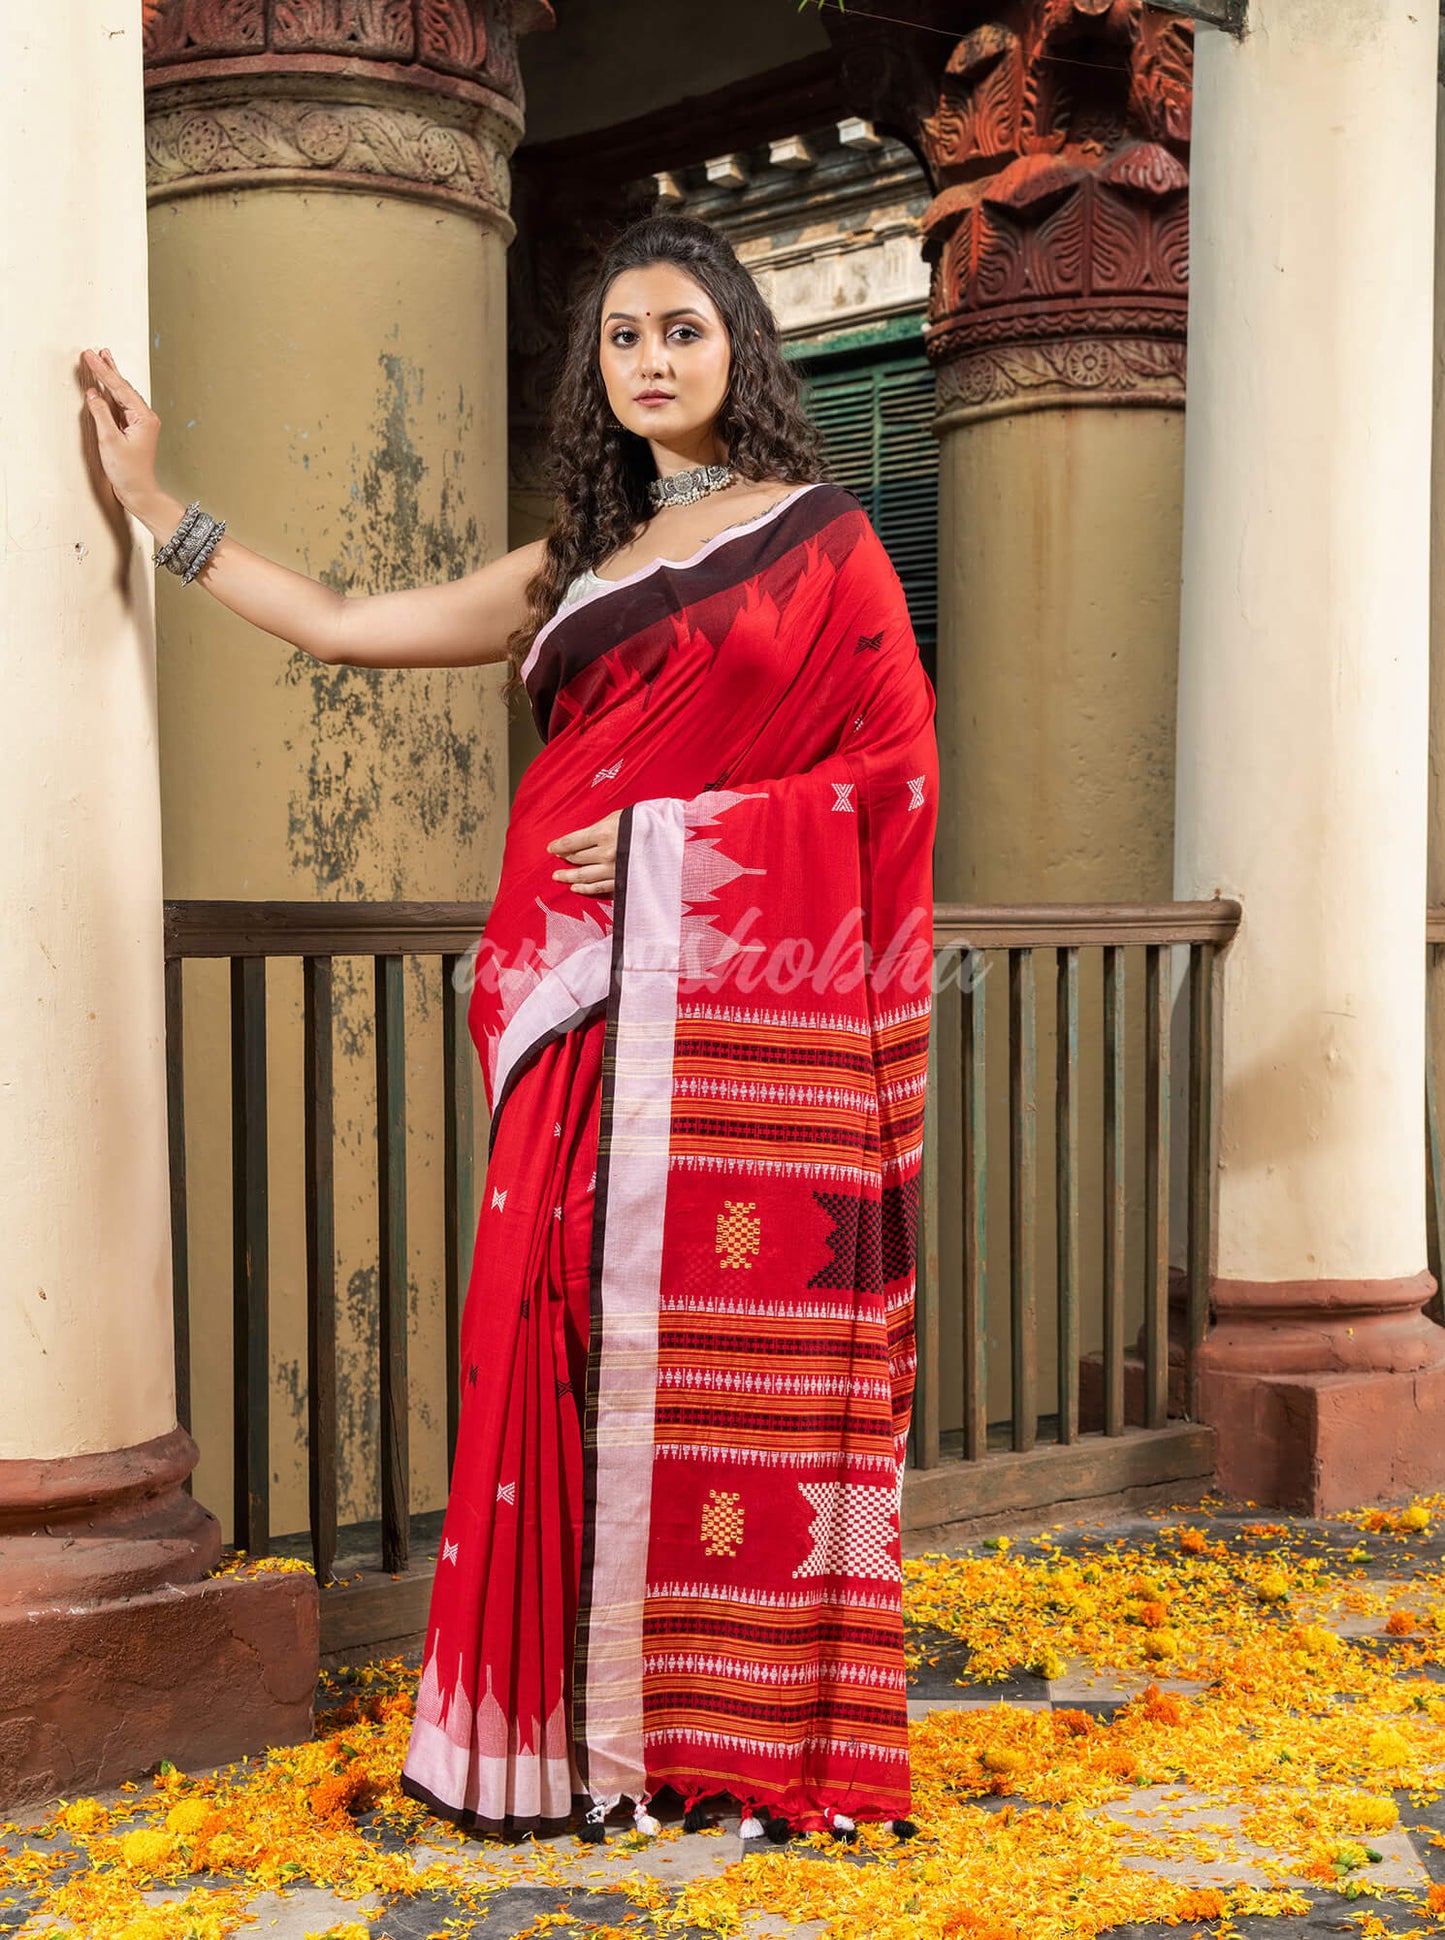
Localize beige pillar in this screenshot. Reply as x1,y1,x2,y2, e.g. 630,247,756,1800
1179,0,1445,1509
916,5,1193,1433
1429,26,1445,1259
143,0,544,1546
0,3,314,1811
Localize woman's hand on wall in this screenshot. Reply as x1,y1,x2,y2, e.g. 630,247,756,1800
547,812,622,897
82,348,164,518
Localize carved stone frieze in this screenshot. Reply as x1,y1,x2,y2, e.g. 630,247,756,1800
145,87,512,224
826,0,1194,420
142,0,553,224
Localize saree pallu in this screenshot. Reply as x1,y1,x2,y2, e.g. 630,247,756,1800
401,481,938,1836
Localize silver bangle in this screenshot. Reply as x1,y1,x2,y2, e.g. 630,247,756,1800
181,519,227,584
172,510,220,577
153,501,203,570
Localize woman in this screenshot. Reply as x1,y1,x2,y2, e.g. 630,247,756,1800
82,213,937,1845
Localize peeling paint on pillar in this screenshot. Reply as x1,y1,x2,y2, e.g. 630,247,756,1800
281,347,495,902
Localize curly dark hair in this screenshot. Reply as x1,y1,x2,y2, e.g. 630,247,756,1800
501,212,829,700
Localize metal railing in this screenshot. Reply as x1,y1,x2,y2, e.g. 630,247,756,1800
164,898,1241,1627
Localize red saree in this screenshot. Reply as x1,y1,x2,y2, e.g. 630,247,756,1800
400,481,938,1836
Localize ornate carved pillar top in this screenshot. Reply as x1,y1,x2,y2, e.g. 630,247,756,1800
828,0,1193,424
142,0,554,231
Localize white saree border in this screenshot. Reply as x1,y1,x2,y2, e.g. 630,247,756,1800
580,796,687,1807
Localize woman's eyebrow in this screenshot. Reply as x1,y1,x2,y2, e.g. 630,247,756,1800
603,307,706,323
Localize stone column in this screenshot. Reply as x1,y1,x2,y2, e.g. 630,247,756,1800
914,2,1192,908
1177,0,1445,1509
142,0,549,1545
0,4,314,1811
828,1,1195,1434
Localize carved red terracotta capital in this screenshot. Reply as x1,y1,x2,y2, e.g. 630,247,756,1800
845,0,1194,421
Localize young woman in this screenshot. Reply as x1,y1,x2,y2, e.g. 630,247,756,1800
83,213,938,1845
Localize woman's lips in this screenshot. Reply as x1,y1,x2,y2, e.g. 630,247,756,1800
636,393,674,406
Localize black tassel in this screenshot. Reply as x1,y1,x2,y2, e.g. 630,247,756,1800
830,1823,859,1844
763,1812,791,1844
890,1818,918,1840
682,1805,709,1833
577,1819,607,1844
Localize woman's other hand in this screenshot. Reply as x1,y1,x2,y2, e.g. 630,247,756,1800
547,812,622,897
81,347,162,515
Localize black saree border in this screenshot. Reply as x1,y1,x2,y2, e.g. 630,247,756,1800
487,995,609,1158
569,797,635,1792
526,482,863,742
398,1769,581,1842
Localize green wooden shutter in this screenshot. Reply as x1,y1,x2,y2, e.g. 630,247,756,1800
795,341,938,682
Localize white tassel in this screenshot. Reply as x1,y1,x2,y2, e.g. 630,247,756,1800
633,1799,660,1836
829,1811,855,1833
739,1809,765,1841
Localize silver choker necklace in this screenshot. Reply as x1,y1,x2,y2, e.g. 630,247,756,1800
647,462,735,511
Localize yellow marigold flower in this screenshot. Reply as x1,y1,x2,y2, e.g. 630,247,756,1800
979,1746,1025,1775
165,1797,216,1837
56,1797,107,1835
1142,1627,1179,1659
1256,1569,1290,1603
1031,1647,1065,1680
119,1827,178,1872
309,1926,371,1940
1399,1504,1430,1532
1364,1727,1412,1768
1337,1793,1398,1833
1295,1624,1342,1655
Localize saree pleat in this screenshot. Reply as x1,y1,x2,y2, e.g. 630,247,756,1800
404,1019,602,1834
402,481,937,1835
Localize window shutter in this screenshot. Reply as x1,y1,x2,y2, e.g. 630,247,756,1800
796,343,938,682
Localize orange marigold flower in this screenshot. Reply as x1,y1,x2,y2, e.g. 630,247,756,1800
1384,1609,1417,1635
1053,1709,1095,1738
1138,1600,1168,1628
1139,1686,1192,1726
1178,1528,1207,1554
1427,1880,1445,1914
310,1770,378,1820
1176,1888,1226,1918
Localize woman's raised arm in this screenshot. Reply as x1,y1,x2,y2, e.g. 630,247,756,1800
81,346,543,669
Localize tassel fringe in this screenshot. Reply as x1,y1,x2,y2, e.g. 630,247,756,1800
826,1807,858,1844
577,1801,609,1845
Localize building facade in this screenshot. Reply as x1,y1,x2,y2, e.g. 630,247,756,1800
1,0,1442,1806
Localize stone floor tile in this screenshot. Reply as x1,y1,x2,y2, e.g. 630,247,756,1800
152,1883,381,1935
1046,1657,1205,1704
1092,1785,1429,1894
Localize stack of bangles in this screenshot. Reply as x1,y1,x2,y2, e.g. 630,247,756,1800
153,500,227,584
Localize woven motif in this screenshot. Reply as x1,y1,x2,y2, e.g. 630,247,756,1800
700,1488,745,1558
715,1199,761,1270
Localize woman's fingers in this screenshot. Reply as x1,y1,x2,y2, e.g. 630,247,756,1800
547,809,622,859
547,810,621,894
83,347,153,419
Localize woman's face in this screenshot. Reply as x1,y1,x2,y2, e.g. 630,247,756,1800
597,263,732,462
